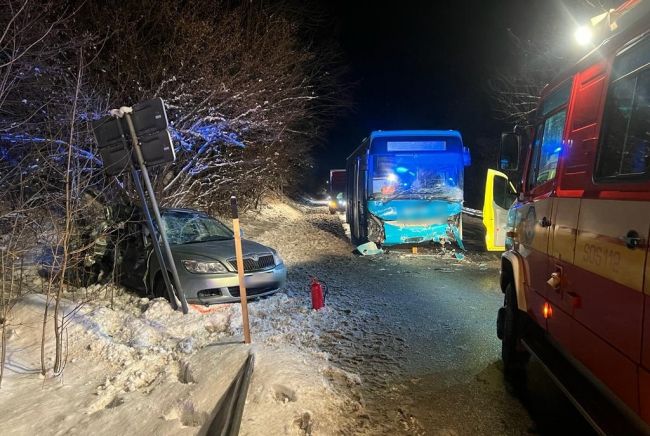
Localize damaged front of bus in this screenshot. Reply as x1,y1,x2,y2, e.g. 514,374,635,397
365,130,470,248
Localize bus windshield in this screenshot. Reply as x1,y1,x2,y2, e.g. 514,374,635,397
369,153,463,201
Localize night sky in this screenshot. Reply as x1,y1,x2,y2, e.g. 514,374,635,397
312,0,605,206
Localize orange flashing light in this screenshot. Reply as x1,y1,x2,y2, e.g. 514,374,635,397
543,302,553,319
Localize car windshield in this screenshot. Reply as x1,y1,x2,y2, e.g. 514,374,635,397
161,211,233,245
369,153,463,201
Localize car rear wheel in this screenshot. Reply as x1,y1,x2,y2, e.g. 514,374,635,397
499,282,529,375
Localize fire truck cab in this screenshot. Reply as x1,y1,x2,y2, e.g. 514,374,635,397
485,1,650,433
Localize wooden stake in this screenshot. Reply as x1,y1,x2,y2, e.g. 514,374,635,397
231,196,251,344
412,246,418,255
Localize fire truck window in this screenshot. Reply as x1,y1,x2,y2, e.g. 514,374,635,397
541,80,573,116
622,72,650,175
613,36,650,81
597,69,650,180
530,111,566,187
526,125,542,190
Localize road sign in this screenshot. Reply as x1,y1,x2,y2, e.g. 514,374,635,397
91,99,188,314
92,98,175,175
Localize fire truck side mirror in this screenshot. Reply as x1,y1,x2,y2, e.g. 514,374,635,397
499,132,521,172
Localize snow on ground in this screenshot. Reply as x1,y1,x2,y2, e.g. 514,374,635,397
0,199,370,435
1,198,497,435
237,200,373,434
0,288,245,435
238,199,500,435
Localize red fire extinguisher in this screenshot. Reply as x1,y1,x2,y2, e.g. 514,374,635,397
310,277,327,310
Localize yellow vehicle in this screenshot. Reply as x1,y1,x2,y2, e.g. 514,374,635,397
482,168,516,251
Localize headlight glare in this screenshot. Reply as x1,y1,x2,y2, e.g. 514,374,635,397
182,260,228,274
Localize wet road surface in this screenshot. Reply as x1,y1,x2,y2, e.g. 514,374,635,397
301,212,596,435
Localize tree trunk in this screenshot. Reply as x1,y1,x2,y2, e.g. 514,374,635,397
53,48,84,375
0,319,6,389
0,254,5,388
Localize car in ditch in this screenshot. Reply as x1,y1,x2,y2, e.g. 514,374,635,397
115,207,287,305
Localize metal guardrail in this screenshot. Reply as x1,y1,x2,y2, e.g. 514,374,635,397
200,353,255,436
462,207,483,218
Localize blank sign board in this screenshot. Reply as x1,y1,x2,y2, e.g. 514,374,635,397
92,98,175,175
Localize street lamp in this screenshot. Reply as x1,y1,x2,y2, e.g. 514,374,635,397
574,25,593,46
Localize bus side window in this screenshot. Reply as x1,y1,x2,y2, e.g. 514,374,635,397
595,36,650,181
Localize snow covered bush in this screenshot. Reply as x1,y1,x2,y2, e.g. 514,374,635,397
78,0,346,213
0,0,346,379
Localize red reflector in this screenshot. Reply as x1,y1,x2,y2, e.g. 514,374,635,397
543,302,553,319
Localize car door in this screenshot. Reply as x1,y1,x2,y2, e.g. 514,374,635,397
483,169,516,251
117,216,150,292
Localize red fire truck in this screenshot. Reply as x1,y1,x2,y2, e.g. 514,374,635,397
484,1,650,433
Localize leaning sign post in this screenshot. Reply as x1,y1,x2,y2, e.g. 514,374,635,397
230,196,252,344
92,98,189,314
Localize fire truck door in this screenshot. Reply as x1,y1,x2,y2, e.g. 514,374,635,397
517,196,554,310
644,228,650,422
548,197,580,300
518,110,566,312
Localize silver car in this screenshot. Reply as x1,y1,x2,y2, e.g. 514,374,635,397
118,208,286,304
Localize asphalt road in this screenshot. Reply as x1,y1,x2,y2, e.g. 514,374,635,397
307,213,596,435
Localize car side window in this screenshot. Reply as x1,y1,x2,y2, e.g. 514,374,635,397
595,36,650,181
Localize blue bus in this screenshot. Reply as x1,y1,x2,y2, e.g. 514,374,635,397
346,130,471,247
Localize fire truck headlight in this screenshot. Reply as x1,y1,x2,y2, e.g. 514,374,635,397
574,26,593,46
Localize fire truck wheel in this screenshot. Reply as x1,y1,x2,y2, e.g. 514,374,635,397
501,282,529,374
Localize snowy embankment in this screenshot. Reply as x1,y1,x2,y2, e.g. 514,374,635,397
0,200,367,435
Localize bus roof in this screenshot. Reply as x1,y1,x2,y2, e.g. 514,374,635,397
370,130,462,141
347,130,464,161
